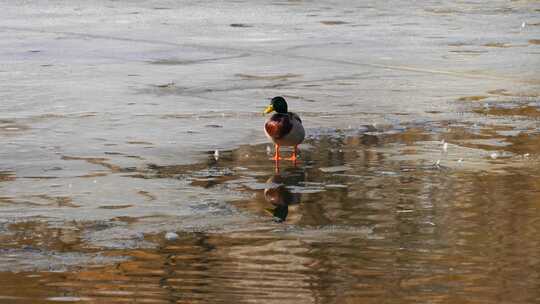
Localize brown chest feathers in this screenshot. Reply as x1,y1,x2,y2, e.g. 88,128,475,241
265,113,293,139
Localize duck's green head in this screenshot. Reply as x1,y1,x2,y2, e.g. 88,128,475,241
263,96,288,114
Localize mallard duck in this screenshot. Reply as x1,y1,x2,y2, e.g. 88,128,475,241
263,96,305,161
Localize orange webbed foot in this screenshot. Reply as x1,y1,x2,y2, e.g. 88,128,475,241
284,145,299,161
271,144,281,161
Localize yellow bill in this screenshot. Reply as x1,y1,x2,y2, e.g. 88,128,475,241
263,105,274,114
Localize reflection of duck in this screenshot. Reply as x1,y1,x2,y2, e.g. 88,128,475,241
263,171,302,222
263,96,305,161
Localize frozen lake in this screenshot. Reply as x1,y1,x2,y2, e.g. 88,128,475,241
1,0,540,303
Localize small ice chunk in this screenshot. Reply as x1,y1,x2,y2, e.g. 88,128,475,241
377,171,398,176
496,130,521,137
244,182,279,190
457,158,463,163
490,152,498,159
287,186,325,194
325,184,348,189
521,21,527,29
165,232,179,241
319,165,352,173
47,297,92,302
396,209,414,213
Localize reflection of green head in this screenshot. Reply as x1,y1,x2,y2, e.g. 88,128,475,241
264,96,288,114
272,204,289,222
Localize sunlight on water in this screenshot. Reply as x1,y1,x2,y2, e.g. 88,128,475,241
2,122,540,303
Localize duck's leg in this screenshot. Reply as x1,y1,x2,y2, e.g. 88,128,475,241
285,145,298,161
272,144,281,161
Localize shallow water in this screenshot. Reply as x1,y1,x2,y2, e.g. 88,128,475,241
1,0,540,303
2,124,540,303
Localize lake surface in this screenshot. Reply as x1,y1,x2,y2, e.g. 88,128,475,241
1,0,539,303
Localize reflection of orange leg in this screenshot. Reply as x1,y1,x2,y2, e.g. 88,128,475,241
274,161,280,174
272,144,281,161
